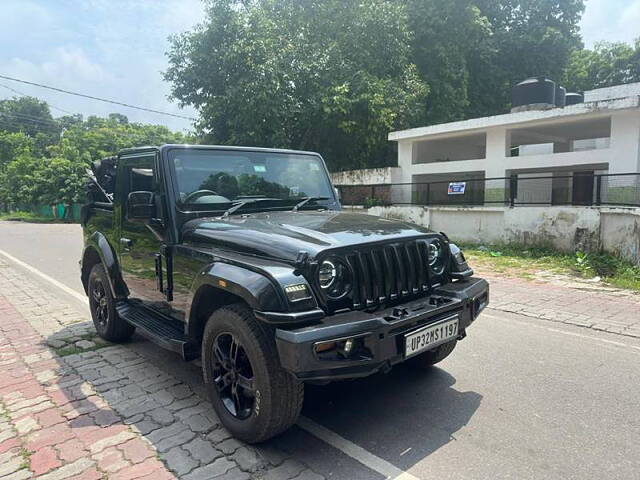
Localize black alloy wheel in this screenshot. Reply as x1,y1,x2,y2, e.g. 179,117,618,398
90,277,109,328
87,263,135,342
212,332,256,420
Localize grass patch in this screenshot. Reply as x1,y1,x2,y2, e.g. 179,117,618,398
53,335,112,357
461,243,640,292
19,448,33,469
0,211,76,223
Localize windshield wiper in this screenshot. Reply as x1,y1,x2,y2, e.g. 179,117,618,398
292,196,329,212
222,198,285,218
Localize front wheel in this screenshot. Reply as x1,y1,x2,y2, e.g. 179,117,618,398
407,340,457,369
202,303,303,443
88,264,135,342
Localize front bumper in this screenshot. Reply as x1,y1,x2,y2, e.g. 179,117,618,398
274,277,489,381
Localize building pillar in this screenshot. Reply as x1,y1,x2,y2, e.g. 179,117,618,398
609,111,640,174
395,140,413,204
483,128,510,204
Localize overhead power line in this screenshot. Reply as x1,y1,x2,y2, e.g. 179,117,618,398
0,74,197,122
0,83,74,114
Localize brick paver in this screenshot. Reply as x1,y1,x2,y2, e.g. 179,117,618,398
478,268,640,338
0,258,324,479
0,253,637,479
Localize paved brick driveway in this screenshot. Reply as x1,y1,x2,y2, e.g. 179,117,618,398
0,258,323,480
480,269,640,338
1,256,639,479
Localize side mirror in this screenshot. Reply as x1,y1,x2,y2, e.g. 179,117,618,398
127,191,154,221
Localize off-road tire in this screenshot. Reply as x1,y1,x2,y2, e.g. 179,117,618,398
407,339,457,369
202,303,304,443
88,264,135,342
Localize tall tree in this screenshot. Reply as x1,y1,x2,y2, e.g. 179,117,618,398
165,0,429,171
0,96,61,150
406,0,493,125
565,40,640,92
471,0,585,115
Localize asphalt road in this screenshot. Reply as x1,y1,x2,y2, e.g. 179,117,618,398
1,220,639,479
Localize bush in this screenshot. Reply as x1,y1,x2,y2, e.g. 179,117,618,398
364,197,391,208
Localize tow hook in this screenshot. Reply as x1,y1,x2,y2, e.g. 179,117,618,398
392,307,409,318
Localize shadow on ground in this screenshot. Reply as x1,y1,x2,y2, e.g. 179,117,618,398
46,323,481,478
302,364,482,471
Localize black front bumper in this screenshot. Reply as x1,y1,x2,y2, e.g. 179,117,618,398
274,277,489,381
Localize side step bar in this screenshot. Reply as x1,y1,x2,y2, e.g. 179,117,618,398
116,301,199,361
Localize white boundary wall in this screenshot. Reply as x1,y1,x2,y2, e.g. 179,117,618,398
362,205,640,265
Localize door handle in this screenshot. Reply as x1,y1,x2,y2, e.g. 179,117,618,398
120,238,133,249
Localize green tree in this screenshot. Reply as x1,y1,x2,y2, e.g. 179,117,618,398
0,107,192,212
565,40,640,92
471,0,585,115
0,96,61,151
406,0,493,124
0,131,33,171
165,0,428,171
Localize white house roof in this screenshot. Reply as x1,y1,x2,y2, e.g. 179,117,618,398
389,84,640,142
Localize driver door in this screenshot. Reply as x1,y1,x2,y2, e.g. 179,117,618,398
116,155,168,312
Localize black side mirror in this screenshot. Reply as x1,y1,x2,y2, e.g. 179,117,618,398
127,191,154,221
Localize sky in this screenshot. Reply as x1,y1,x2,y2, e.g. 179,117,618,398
0,0,639,133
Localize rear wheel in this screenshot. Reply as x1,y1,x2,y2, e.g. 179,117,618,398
88,264,135,342
202,303,303,443
407,340,457,369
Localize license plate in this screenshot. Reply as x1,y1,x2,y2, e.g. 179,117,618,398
404,316,459,358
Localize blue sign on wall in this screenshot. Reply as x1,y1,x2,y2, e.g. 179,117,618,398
448,182,466,195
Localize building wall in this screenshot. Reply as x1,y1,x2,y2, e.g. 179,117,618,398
396,109,640,181
331,167,402,186
366,205,640,265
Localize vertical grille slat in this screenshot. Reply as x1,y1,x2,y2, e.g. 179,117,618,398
382,246,398,300
370,249,386,302
392,244,409,296
345,254,362,308
416,240,429,291
404,243,420,294
342,240,430,310
356,252,374,306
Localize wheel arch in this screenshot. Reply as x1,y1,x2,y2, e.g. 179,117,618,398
186,262,286,342
81,232,127,298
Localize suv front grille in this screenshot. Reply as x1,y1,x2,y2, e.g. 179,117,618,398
345,240,431,309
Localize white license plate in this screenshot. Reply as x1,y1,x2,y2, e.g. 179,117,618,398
404,316,459,358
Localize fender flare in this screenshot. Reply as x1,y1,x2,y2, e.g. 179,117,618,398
81,232,126,298
186,261,286,334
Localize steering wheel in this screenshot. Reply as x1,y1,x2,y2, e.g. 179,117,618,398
183,189,218,203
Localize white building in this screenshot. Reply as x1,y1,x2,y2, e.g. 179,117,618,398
387,83,640,206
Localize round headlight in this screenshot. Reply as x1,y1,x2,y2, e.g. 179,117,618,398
427,240,447,275
427,242,441,266
317,259,352,299
318,260,337,289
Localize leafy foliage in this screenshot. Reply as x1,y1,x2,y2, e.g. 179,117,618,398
464,244,640,292
565,40,640,92
165,0,429,171
0,96,61,151
0,98,191,210
165,0,592,169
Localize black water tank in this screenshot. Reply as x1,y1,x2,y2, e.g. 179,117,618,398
512,77,556,109
565,92,584,105
555,85,566,107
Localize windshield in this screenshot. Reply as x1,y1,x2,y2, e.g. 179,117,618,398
169,149,335,211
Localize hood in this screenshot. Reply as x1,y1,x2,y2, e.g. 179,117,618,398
182,210,435,262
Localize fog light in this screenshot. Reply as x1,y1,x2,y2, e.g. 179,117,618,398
314,341,336,353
